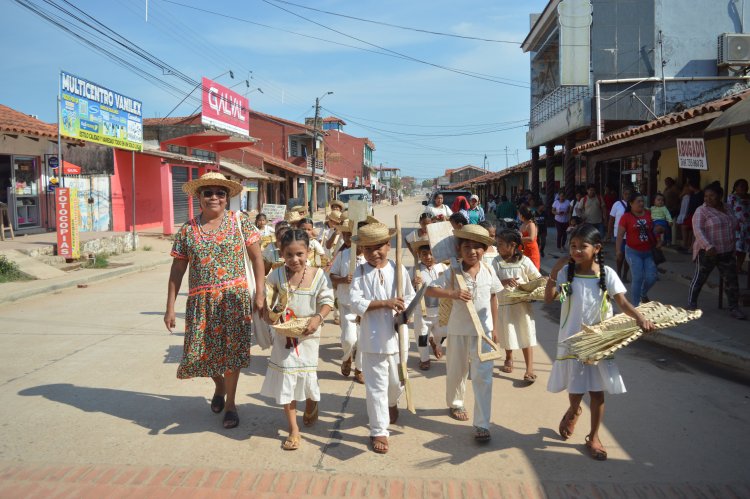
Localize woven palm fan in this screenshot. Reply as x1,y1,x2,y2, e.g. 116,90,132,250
503,277,549,304
438,298,453,327
563,302,702,364
272,317,312,338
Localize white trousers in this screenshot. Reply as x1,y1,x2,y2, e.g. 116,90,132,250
338,304,360,369
445,335,493,430
414,310,446,362
361,352,403,437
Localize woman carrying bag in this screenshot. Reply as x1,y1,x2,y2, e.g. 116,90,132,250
616,192,660,306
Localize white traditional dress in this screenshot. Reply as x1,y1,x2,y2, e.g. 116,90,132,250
260,266,335,404
547,265,627,394
493,255,541,350
330,246,366,367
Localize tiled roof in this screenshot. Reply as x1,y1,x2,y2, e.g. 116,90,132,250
250,110,315,133
143,114,201,126
0,104,59,139
448,151,562,189
574,89,750,154
243,148,308,176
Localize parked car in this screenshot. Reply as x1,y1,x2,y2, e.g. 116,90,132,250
422,190,473,210
337,188,374,215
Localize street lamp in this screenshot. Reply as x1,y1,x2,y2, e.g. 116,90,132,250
309,91,333,216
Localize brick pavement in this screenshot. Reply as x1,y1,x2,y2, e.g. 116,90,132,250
0,462,748,498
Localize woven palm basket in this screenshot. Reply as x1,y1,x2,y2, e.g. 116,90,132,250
503,277,548,304
438,298,453,327
272,317,312,338
260,235,275,250
265,284,288,324
563,302,702,364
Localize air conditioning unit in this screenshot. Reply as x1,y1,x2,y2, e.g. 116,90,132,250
718,33,750,66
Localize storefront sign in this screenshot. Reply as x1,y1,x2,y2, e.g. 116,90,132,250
201,77,249,136
676,138,708,170
47,155,59,170
242,180,258,192
59,71,143,151
56,188,81,259
62,161,82,175
342,177,348,187
262,203,287,223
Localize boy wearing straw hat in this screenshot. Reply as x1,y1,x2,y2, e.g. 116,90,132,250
410,239,448,370
330,219,366,383
425,224,502,442
350,222,416,454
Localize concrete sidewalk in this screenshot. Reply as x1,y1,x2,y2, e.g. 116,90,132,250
539,230,750,374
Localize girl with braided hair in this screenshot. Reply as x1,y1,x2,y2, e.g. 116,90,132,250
544,223,654,461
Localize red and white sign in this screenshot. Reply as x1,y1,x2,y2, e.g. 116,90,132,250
201,77,249,136
56,188,80,259
62,161,81,175
676,138,708,170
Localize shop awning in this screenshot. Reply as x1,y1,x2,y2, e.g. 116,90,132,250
62,160,82,175
704,95,750,132
220,159,284,183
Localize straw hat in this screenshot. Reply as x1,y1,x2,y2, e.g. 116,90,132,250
351,222,396,246
453,224,495,246
335,219,353,233
291,205,308,215
284,210,302,224
182,172,242,197
409,239,430,253
365,215,380,224
327,210,344,223
330,200,345,211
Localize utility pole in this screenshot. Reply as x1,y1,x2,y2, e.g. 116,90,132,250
309,91,333,216
504,146,509,169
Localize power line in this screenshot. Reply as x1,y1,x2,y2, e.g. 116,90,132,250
268,0,524,44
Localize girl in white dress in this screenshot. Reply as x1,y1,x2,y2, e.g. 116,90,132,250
261,229,335,451
544,224,654,461
297,218,327,267
493,229,541,382
479,221,499,266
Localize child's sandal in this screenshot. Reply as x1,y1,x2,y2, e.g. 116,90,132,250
303,402,319,427
449,407,469,421
558,406,582,440
473,427,491,442
282,434,301,451
500,359,513,373
585,435,608,461
370,436,389,454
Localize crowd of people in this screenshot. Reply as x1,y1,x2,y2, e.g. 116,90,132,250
163,172,746,461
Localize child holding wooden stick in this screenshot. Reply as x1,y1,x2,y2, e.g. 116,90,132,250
493,229,542,382
544,223,653,461
410,240,448,370
426,225,502,442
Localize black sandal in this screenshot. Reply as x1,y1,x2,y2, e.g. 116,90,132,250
223,410,239,429
210,394,225,414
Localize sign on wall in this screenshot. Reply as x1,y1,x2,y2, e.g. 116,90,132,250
56,188,81,259
676,138,708,170
262,203,287,223
201,77,249,136
59,71,143,151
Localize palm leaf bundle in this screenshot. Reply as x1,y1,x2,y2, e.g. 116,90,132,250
502,277,548,304
563,302,702,364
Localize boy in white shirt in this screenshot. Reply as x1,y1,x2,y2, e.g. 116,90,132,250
426,224,502,442
410,240,447,370
350,222,416,454
330,219,366,384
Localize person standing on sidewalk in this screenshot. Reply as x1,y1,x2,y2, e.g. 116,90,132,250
467,195,486,224
616,192,660,306
606,186,633,281
727,178,750,274
425,193,453,221
552,192,572,251
689,182,747,320
518,206,541,270
164,172,266,430
581,184,606,237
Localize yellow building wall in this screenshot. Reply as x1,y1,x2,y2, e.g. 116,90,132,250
659,133,750,191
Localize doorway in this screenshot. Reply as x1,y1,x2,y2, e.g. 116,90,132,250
0,155,11,206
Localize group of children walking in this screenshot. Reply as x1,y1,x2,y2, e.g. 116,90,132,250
253,206,654,460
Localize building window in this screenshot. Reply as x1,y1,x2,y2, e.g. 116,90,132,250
167,144,187,155
191,149,216,162
290,139,299,157
300,143,308,158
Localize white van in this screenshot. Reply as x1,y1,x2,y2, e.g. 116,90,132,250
337,189,374,215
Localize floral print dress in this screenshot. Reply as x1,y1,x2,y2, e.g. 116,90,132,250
171,211,260,379
727,193,750,253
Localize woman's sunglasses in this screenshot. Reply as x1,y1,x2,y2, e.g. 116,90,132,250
201,190,228,199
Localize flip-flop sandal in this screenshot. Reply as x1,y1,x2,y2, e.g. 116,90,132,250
500,359,513,373
558,406,582,440
585,435,608,461
449,407,469,421
389,405,399,425
429,337,443,359
341,356,352,377
210,394,225,413
523,373,537,383
223,410,239,429
419,360,431,371
370,436,389,454
303,402,319,427
282,434,301,451
473,427,491,442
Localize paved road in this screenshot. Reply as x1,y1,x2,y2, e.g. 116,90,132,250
1,197,748,497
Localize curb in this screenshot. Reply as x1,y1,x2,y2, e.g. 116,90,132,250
538,260,750,374
0,257,172,304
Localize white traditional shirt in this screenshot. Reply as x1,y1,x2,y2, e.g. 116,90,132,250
330,246,366,306
425,204,453,220
431,261,502,335
350,261,416,354
417,261,447,312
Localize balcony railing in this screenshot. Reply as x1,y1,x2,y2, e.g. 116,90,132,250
306,156,324,169
530,85,591,128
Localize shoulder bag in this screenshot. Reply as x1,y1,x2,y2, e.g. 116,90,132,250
235,211,272,349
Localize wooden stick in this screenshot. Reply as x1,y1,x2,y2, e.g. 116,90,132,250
395,214,416,414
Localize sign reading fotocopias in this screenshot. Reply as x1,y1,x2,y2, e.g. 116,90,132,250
56,188,81,259
201,77,250,136
59,71,143,151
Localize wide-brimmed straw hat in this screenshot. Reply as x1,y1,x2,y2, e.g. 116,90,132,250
409,239,431,252
335,219,353,233
453,224,495,246
351,222,396,246
284,211,302,223
327,210,345,223
330,200,345,211
182,172,242,197
365,215,380,224
291,205,308,215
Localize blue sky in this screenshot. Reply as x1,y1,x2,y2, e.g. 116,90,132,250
2,0,549,180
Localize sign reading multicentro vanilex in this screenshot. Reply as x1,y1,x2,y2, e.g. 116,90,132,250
59,71,143,151
676,138,708,170
201,77,250,136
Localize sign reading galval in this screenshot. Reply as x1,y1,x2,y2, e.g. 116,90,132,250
201,77,249,136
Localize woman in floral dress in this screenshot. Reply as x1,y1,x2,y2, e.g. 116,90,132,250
727,178,750,273
164,172,266,429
